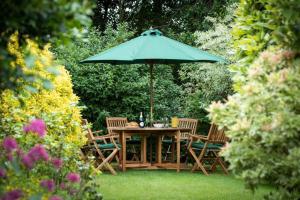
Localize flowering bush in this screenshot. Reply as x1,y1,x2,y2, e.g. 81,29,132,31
0,34,102,199
208,0,300,199
0,34,86,168
209,49,300,199
0,120,102,199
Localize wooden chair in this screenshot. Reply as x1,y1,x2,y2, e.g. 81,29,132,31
82,119,120,175
106,117,128,136
187,124,228,175
163,118,198,161
106,117,140,161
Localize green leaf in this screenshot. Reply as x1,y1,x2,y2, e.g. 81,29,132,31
24,85,38,93
29,193,43,200
25,55,36,69
42,80,54,90
46,67,61,75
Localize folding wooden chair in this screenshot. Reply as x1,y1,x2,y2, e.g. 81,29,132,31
82,119,120,175
106,117,140,161
187,124,228,175
163,118,198,161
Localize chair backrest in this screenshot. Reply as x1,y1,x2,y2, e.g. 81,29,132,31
106,117,128,136
81,119,94,141
207,124,227,144
178,118,198,140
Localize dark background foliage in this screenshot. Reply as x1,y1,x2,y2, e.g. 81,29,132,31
92,0,234,34
0,0,93,93
53,0,236,131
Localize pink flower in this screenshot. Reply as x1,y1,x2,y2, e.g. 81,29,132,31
21,154,34,169
3,137,18,152
66,172,81,183
23,119,47,138
1,189,23,200
28,145,49,162
0,168,6,178
40,179,55,192
21,145,49,169
51,158,63,169
49,195,62,200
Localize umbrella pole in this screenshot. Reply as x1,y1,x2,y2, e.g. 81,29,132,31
149,63,154,127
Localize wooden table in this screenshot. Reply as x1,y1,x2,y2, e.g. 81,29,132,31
110,127,192,172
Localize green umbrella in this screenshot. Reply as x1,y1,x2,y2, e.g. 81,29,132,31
81,29,226,125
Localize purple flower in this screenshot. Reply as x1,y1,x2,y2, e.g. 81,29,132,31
49,195,62,200
0,168,6,178
1,189,23,200
21,145,49,169
23,119,47,138
21,154,34,169
28,145,49,162
66,172,81,183
59,182,67,190
51,158,63,169
40,179,55,192
3,137,18,152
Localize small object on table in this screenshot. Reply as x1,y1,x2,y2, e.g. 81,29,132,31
164,117,169,128
171,117,179,128
153,123,164,128
139,112,145,128
126,122,139,128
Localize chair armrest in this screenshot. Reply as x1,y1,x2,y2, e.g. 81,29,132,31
93,135,112,141
92,130,103,136
188,134,208,141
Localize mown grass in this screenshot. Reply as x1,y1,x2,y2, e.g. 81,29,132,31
97,170,271,200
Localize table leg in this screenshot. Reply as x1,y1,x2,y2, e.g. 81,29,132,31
157,135,162,164
121,131,126,171
176,131,180,172
141,136,147,163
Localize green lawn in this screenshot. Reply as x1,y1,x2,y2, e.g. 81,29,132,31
97,170,271,200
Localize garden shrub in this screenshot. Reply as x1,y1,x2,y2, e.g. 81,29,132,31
179,4,235,124
209,0,300,199
0,34,100,199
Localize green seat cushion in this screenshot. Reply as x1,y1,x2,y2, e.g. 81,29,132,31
162,139,173,144
99,143,121,149
191,142,223,149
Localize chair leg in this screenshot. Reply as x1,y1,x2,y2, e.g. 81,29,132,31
163,144,171,161
130,145,140,161
212,151,228,175
188,147,208,175
96,149,118,175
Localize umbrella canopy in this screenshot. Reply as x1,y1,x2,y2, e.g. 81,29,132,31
81,29,225,64
81,29,226,125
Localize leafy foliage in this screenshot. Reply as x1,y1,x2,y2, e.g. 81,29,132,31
54,24,182,130
209,0,300,199
179,5,235,123
0,0,93,45
0,0,93,94
231,0,300,90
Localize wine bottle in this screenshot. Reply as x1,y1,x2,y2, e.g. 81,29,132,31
139,112,145,128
